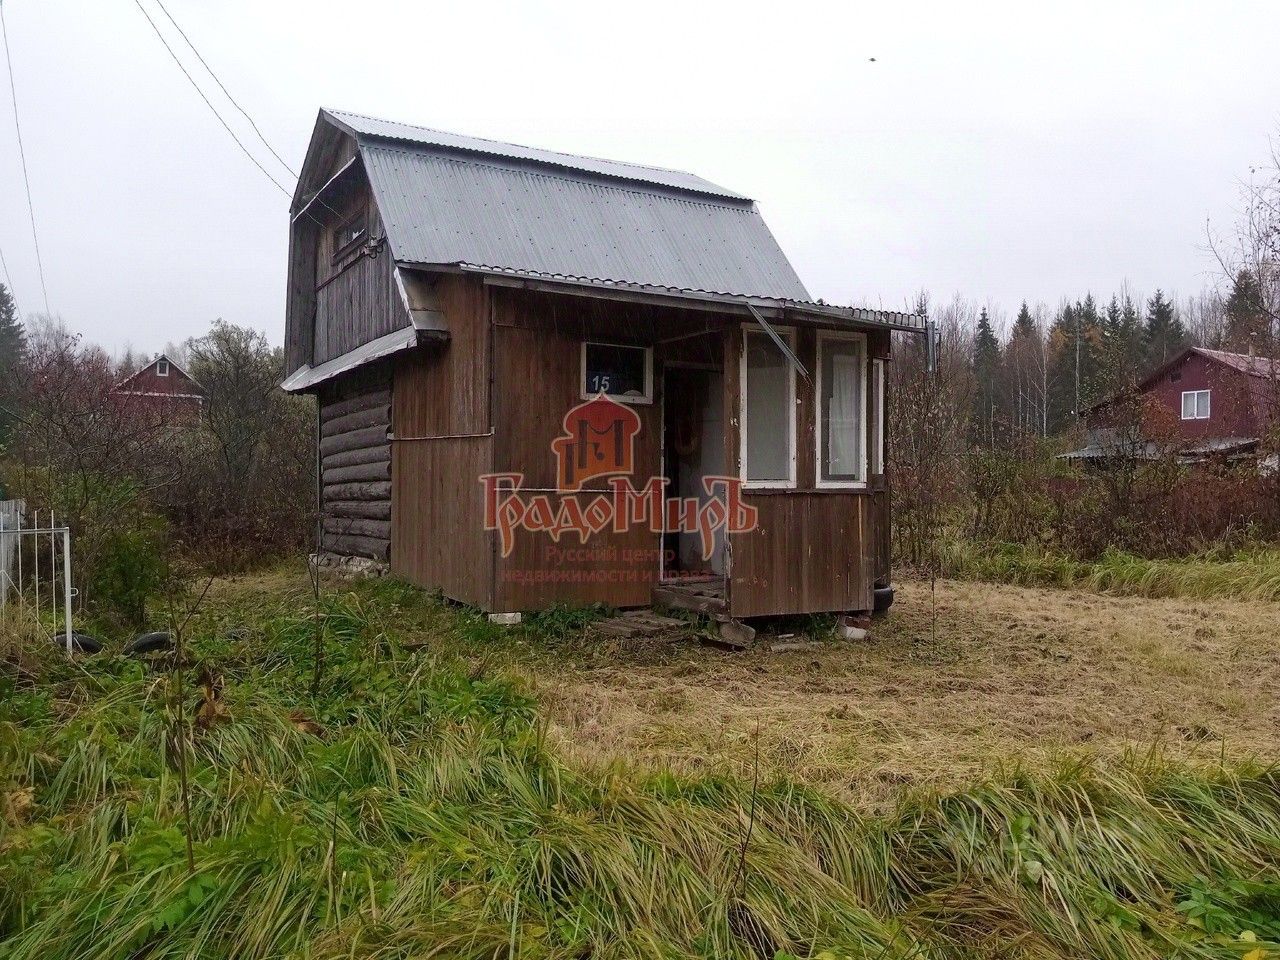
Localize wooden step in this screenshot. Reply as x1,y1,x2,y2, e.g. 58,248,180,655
651,577,727,616
593,610,690,640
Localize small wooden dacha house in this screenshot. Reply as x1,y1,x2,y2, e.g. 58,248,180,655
283,109,923,622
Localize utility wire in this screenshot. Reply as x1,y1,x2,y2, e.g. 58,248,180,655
0,242,15,305
150,0,298,180
0,0,51,317
132,0,292,199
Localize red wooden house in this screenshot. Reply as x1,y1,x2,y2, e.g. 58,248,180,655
1066,347,1279,463
111,354,205,419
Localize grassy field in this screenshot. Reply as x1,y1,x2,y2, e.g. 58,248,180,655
937,542,1280,602
542,578,1280,806
2,566,1279,958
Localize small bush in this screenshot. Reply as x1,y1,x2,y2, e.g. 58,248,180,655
87,514,169,630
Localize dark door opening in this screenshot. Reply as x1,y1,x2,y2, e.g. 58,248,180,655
662,364,726,579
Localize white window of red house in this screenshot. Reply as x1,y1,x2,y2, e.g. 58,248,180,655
817,332,867,487
1181,389,1210,420
156,358,169,377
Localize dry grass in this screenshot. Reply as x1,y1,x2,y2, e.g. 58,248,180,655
536,579,1280,807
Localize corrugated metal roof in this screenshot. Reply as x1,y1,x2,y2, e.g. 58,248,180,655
324,109,748,201
1196,347,1280,379
432,262,925,331
360,141,812,302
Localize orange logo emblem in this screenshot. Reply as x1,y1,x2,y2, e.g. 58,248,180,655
551,394,642,491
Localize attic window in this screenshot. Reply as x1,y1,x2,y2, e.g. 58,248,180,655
156,358,169,377
333,211,366,258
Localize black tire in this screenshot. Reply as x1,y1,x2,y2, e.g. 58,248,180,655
124,631,174,656
51,632,103,654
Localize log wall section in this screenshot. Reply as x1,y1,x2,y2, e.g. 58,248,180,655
318,366,392,561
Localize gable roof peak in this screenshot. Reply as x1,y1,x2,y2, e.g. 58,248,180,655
319,107,750,202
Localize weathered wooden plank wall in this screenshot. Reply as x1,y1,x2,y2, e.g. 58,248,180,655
318,367,392,561
313,207,405,365
285,126,361,374
728,492,874,617
489,287,722,611
390,275,495,607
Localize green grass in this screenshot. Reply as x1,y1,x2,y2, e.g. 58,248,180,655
2,580,1280,958
937,541,1280,602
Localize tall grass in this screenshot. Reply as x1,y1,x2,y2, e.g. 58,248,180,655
938,540,1280,602
3,587,1279,958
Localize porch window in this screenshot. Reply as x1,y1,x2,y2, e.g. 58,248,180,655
869,358,885,475
741,328,795,486
1181,389,1210,420
817,333,866,485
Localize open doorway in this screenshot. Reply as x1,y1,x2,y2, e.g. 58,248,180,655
662,364,726,579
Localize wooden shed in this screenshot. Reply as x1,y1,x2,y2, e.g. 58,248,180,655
283,109,924,623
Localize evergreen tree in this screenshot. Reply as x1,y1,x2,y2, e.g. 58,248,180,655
1003,302,1047,436
1099,293,1144,391
1223,269,1271,354
971,307,1001,446
1142,289,1186,367
1045,296,1106,431
0,283,25,442
0,283,22,360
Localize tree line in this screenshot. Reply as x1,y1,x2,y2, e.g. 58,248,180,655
0,300,314,628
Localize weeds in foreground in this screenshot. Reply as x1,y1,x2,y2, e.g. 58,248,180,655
1,583,1278,959
938,540,1280,601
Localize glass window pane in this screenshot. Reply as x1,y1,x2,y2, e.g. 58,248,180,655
584,343,648,400
1182,392,1194,419
1197,391,1210,418
821,339,864,482
744,333,792,482
869,359,884,475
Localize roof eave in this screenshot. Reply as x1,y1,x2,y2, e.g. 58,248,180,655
398,262,926,333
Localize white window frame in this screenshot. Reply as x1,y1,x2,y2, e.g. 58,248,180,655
815,330,869,489
739,324,797,489
1181,389,1210,420
580,341,654,405
870,357,885,476
156,358,169,377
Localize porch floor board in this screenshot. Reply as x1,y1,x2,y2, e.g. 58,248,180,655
651,576,728,616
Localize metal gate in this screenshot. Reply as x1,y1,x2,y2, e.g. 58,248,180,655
0,499,77,653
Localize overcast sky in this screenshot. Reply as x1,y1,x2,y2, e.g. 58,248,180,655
1,0,1277,354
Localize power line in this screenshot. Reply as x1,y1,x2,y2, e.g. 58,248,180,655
150,0,298,180
132,0,293,199
0,0,51,317
0,242,15,304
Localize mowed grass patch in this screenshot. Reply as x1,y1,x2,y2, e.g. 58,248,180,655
541,578,1280,806
3,577,1280,959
